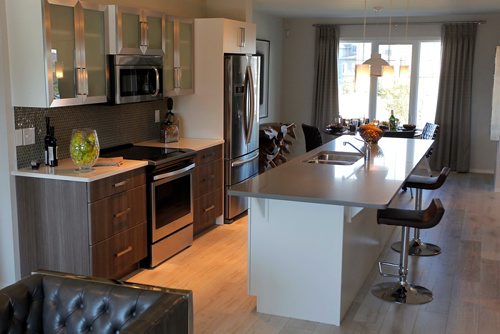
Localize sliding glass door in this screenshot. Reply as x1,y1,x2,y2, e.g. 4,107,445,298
337,40,441,128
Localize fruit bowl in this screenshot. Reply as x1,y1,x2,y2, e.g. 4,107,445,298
70,129,100,171
403,124,416,130
358,124,383,144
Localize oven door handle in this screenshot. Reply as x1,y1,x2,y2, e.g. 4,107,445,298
153,163,196,181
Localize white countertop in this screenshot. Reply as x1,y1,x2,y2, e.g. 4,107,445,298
135,138,224,151
12,159,148,182
229,135,433,209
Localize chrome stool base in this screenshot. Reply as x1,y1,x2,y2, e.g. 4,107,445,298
371,281,433,305
391,240,441,256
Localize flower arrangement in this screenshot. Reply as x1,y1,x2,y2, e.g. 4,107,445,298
358,123,383,144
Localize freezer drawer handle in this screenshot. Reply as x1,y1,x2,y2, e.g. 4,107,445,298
231,151,259,167
115,246,133,258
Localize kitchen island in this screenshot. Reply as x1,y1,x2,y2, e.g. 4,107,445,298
229,135,433,325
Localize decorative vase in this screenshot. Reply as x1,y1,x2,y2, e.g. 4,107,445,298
69,129,100,171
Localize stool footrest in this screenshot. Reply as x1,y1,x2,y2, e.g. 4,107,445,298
378,261,400,278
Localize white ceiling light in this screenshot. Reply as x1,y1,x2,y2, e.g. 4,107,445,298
355,0,370,81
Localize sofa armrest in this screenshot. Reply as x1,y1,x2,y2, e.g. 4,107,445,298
122,290,193,334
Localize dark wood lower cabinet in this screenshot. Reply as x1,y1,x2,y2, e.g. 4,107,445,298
193,145,223,236
91,223,147,279
15,168,147,279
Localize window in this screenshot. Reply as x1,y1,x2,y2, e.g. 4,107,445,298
337,40,441,127
338,42,371,119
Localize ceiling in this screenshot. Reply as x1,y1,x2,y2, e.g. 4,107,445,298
254,0,500,18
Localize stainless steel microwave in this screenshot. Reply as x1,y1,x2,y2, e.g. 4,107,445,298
108,55,163,104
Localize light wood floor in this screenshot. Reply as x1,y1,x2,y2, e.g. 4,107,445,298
129,173,500,334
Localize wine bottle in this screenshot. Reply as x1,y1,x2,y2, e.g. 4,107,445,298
389,110,397,131
48,126,58,167
44,117,51,165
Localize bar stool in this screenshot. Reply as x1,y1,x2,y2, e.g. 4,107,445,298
392,167,450,256
372,198,445,304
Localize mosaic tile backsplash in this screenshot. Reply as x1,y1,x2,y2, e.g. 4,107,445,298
15,101,166,168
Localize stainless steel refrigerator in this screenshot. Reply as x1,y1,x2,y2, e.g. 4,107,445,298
224,54,260,222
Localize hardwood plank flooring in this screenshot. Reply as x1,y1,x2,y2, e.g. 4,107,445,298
129,172,500,333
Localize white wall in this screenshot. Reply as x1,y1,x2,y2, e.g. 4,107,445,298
281,14,500,171
253,11,284,124
205,0,253,22
0,0,19,287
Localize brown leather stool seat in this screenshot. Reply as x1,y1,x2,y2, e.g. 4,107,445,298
392,167,450,256
372,198,445,304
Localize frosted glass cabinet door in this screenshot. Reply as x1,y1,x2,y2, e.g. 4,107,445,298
48,3,78,104
122,13,141,49
164,17,194,96
178,20,193,92
164,18,175,92
82,5,106,102
116,7,164,55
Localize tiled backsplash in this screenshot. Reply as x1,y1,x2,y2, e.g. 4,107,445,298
15,101,165,168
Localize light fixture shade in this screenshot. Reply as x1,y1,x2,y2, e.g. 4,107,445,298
399,65,410,76
382,65,394,77
355,64,370,79
55,62,64,79
363,53,390,77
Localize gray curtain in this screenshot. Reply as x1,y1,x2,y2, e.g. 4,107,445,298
432,23,477,172
313,25,339,129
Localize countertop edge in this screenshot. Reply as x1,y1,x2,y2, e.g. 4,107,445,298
227,189,390,209
135,138,224,151
11,160,149,182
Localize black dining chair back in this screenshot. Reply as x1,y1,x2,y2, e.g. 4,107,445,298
421,123,439,140
383,130,415,138
302,124,323,152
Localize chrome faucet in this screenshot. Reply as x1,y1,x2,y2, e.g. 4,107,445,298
343,141,370,160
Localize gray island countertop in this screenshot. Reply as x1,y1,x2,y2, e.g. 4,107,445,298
229,135,433,208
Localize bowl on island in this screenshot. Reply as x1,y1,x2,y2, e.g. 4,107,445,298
403,124,416,130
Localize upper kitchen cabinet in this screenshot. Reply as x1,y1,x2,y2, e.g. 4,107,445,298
222,19,256,54
164,17,194,96
106,5,165,55
5,0,107,107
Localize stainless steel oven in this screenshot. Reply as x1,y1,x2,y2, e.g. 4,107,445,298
108,54,163,104
150,158,195,267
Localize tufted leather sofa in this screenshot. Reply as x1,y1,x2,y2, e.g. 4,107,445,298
0,271,193,334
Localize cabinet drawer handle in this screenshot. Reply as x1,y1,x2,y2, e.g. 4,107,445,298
113,180,128,188
115,246,133,258
113,207,131,219
204,205,215,213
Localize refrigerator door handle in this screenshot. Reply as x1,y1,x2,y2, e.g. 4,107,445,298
231,151,259,167
244,65,255,144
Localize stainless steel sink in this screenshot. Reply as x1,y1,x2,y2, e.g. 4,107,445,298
305,151,364,165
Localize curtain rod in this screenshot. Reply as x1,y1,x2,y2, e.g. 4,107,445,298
313,20,486,27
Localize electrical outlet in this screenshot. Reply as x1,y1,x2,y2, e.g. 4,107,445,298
15,129,23,146
23,127,36,145
155,109,160,123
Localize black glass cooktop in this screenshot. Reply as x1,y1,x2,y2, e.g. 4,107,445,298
100,144,195,166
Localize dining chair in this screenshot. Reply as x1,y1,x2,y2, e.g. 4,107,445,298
383,130,416,138
302,123,323,152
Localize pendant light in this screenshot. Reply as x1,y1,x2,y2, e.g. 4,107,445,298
399,0,410,77
381,0,394,77
360,2,391,77
355,0,370,81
